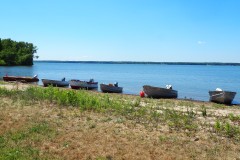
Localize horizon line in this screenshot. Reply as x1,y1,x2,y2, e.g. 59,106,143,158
34,60,240,66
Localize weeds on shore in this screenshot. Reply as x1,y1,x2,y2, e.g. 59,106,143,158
214,120,240,139
228,113,240,122
0,81,7,84
1,86,240,140
201,105,207,117
0,86,199,132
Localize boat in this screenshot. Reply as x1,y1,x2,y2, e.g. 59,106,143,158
42,78,69,87
209,89,236,104
69,79,98,90
100,82,123,93
143,85,178,98
3,75,39,82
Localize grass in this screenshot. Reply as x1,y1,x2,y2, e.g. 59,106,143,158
214,120,240,139
0,121,57,159
0,86,199,131
228,113,240,122
0,84,240,159
0,81,7,85
201,105,207,117
0,86,238,135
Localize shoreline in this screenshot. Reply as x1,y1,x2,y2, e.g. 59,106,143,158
0,80,239,106
1,63,239,104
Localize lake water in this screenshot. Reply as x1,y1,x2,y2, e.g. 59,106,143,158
0,62,240,103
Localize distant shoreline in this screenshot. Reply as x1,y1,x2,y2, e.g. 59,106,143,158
34,60,240,66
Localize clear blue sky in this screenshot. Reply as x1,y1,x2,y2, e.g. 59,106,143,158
1,0,240,62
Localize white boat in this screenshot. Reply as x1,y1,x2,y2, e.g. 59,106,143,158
100,83,123,93
143,85,178,98
42,78,69,87
70,79,98,90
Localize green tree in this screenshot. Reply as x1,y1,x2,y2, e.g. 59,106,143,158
0,38,38,66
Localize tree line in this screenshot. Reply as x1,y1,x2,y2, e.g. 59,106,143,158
0,38,38,66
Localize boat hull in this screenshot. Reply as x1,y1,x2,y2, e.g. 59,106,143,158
3,76,39,82
100,84,123,93
42,79,69,87
70,80,98,90
209,91,236,104
143,85,178,98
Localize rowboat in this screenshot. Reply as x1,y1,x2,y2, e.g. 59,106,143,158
143,85,178,98
100,83,123,93
3,75,39,82
69,79,98,90
209,90,236,104
42,78,69,87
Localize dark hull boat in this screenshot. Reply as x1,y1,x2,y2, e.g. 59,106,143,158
100,84,123,93
209,91,236,104
3,75,39,82
42,79,69,87
70,79,98,90
143,85,178,98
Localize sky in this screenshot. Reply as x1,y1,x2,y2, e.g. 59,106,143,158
0,0,240,62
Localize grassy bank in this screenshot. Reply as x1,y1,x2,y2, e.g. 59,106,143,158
0,84,240,159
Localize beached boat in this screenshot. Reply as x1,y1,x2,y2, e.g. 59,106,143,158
143,85,178,98
100,83,123,93
3,75,39,82
69,79,98,90
209,90,236,104
42,78,69,87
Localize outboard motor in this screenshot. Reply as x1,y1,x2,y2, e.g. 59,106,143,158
61,77,66,81
114,82,118,87
166,85,172,89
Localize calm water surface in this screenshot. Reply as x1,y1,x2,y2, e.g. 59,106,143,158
0,62,240,103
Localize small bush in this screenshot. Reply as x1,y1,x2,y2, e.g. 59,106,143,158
214,120,240,139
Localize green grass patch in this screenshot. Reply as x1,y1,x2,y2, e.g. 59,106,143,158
177,101,195,107
0,121,56,159
211,103,226,109
200,105,207,117
164,109,198,131
228,113,240,122
0,81,8,85
214,120,240,139
0,86,200,134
